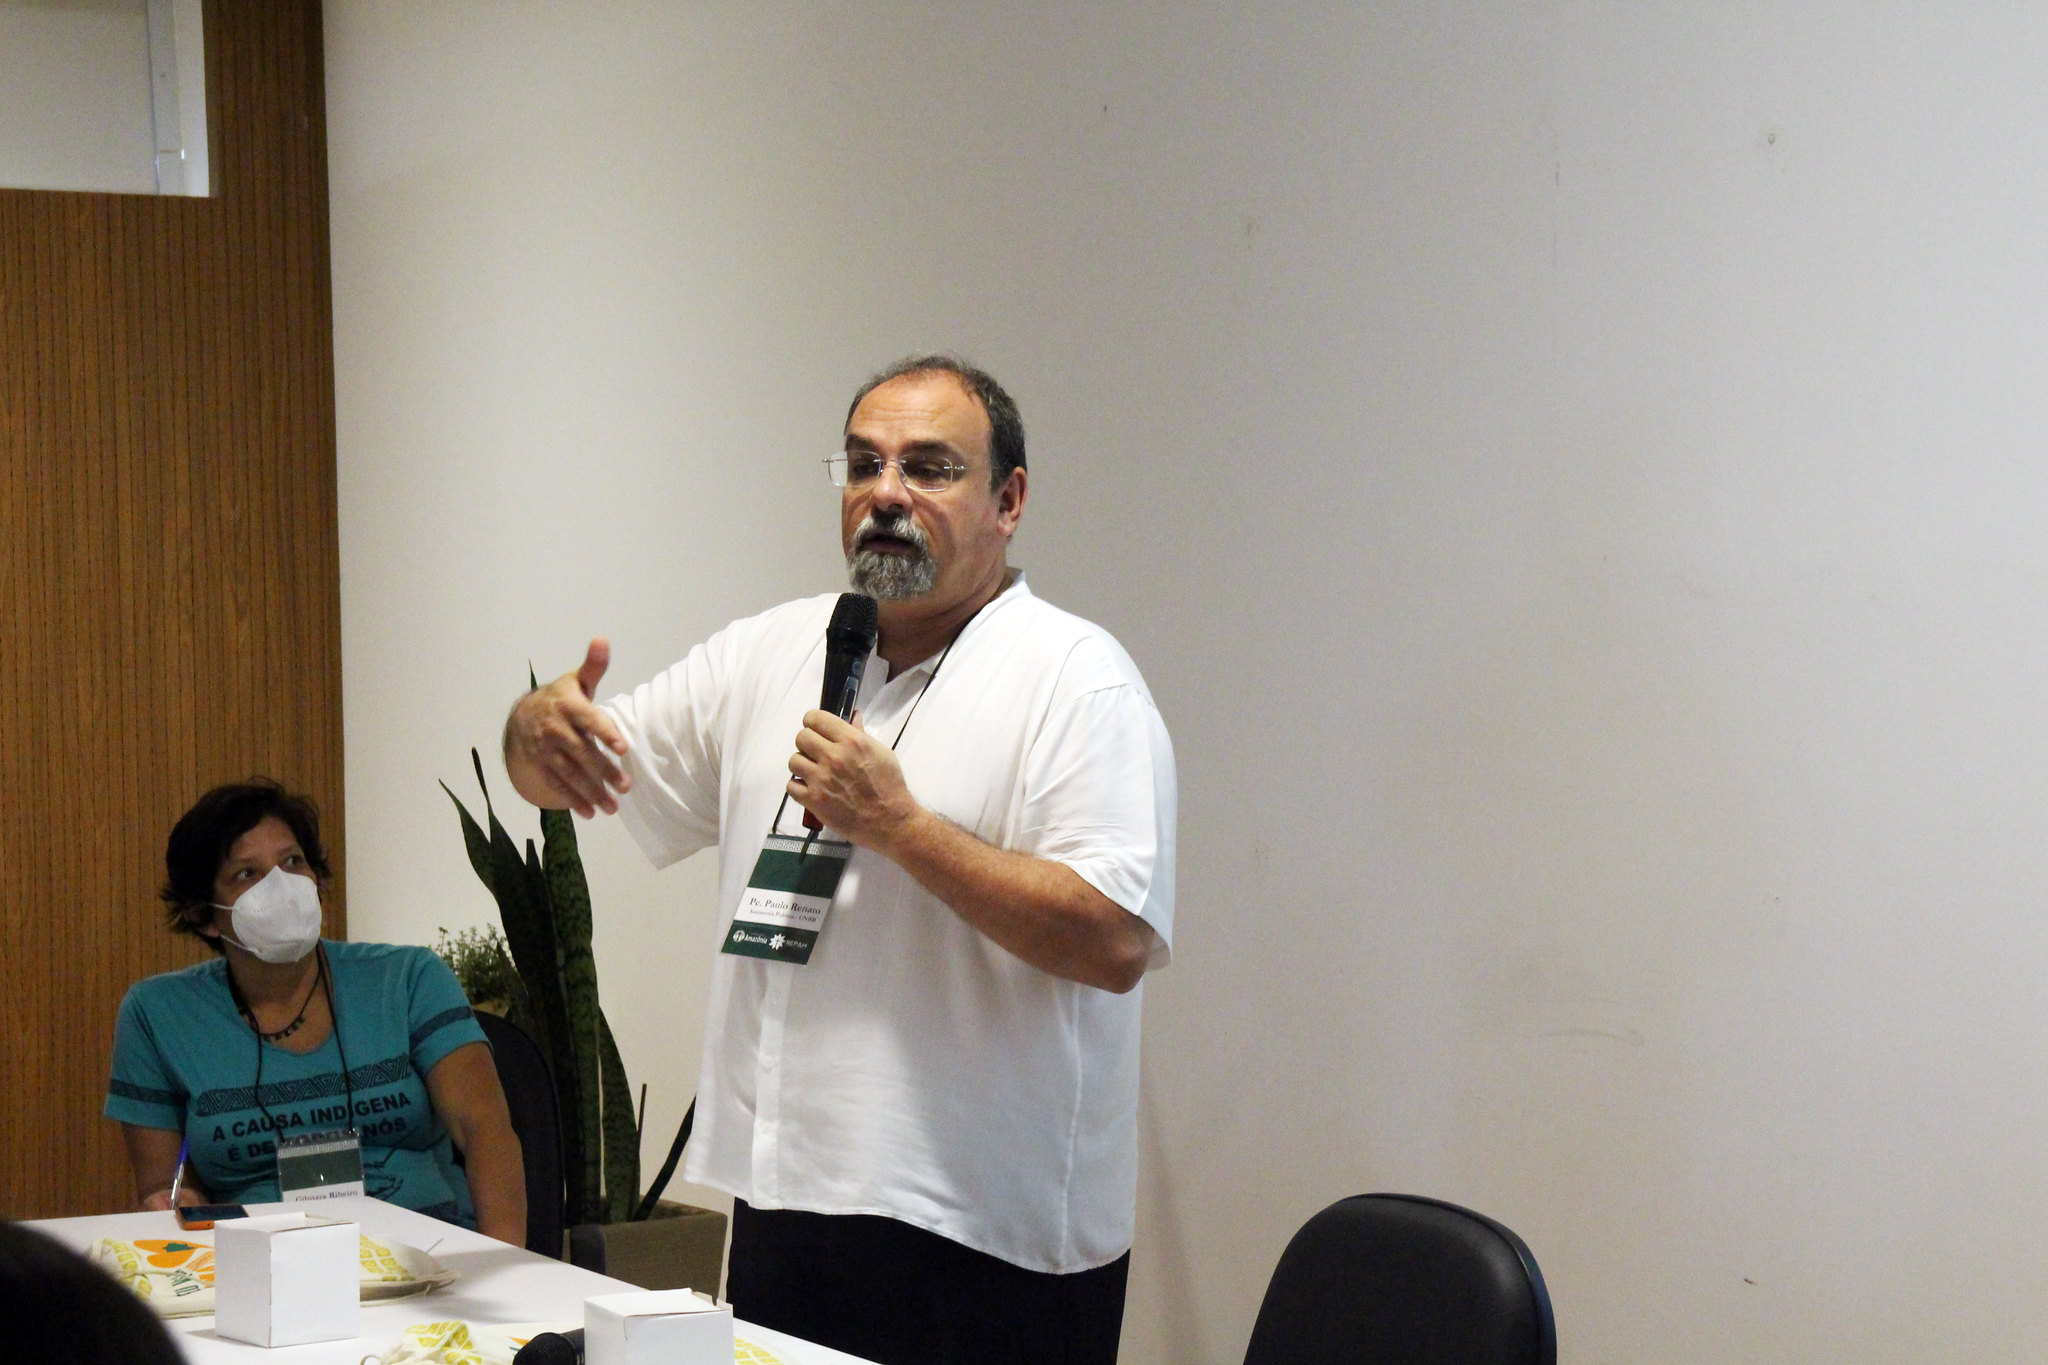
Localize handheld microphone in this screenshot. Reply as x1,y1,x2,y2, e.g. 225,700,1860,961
804,592,879,831
822,592,879,720
511,1328,583,1365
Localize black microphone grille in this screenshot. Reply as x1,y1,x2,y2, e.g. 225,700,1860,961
827,592,879,648
511,1331,580,1365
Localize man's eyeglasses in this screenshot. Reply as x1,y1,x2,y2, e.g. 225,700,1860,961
824,450,971,493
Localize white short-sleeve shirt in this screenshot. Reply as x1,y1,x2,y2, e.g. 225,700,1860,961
605,572,1176,1272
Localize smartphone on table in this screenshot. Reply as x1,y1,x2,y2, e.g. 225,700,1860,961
175,1203,247,1230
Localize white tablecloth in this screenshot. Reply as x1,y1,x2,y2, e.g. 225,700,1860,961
30,1196,874,1365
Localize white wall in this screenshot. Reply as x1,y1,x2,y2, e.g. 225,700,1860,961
0,0,155,194
325,5,2048,1361
0,0,207,195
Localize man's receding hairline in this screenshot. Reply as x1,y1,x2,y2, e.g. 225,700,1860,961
844,370,995,464
844,368,990,429
845,354,1026,491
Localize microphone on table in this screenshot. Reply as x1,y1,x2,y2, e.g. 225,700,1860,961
511,1328,583,1364
803,592,880,831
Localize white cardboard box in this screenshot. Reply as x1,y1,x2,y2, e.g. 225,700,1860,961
584,1288,734,1365
213,1212,360,1347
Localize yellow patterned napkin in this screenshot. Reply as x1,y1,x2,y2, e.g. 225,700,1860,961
373,1320,515,1364
90,1231,455,1318
370,1322,790,1365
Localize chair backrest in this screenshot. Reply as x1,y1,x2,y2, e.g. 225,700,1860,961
474,1010,565,1258
1243,1193,1556,1365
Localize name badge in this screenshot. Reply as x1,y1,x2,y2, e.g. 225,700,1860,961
275,1129,365,1203
722,825,853,966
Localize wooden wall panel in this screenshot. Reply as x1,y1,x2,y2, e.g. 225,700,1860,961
0,0,342,1219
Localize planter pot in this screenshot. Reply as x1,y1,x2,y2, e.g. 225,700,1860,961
566,1200,727,1296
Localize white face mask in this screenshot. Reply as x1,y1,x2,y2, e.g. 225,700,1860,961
214,865,323,963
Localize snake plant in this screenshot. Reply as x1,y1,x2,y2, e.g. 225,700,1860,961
443,748,647,1225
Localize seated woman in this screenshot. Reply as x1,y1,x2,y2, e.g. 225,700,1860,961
104,780,526,1244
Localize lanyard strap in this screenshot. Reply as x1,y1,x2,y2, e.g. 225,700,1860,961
773,611,974,838
238,946,356,1143
321,951,357,1129
886,624,964,750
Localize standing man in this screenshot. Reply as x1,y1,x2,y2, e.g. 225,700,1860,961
504,356,1175,1365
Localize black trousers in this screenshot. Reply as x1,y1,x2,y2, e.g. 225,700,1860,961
726,1200,1130,1365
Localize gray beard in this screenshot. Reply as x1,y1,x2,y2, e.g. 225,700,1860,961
848,515,939,600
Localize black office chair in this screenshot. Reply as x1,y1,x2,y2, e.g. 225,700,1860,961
1243,1194,1556,1365
475,1010,566,1259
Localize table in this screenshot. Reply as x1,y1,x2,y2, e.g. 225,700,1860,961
31,1196,875,1365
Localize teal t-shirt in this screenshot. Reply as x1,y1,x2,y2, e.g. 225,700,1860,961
104,941,488,1227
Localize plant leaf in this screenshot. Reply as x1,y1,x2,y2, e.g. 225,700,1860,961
544,806,607,1224
597,1011,641,1222
520,835,590,1223
441,781,496,894
636,1098,694,1222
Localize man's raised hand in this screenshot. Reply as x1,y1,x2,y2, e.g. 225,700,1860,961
503,637,632,817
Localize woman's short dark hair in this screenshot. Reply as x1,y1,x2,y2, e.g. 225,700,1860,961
161,779,331,944
0,1221,186,1364
846,354,1026,491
